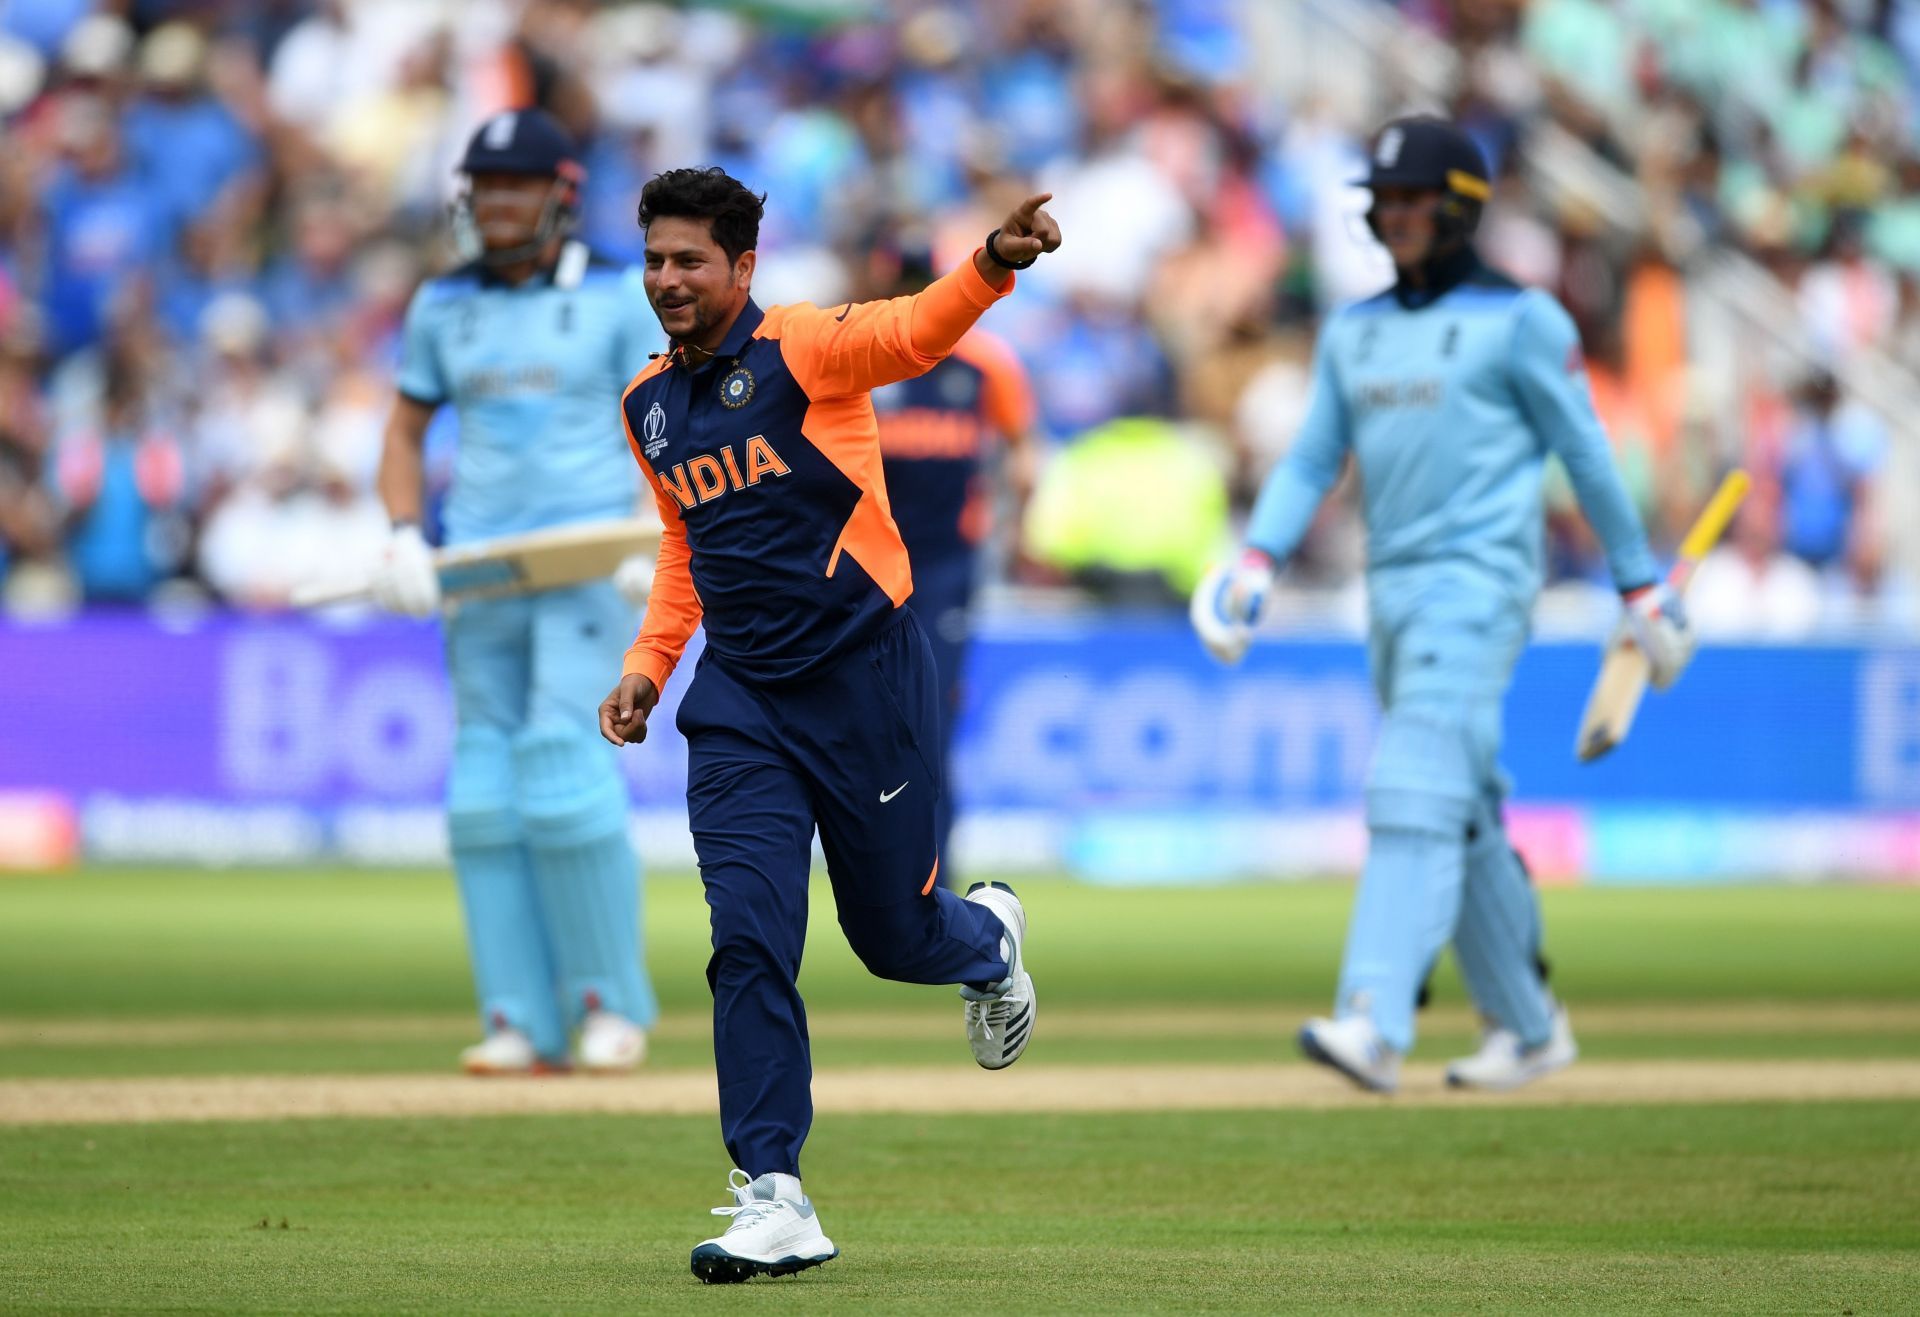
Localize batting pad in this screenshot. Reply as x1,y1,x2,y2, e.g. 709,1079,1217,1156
1364,708,1478,836
1339,710,1480,1052
515,726,658,1029
1453,799,1553,1046
447,725,568,1059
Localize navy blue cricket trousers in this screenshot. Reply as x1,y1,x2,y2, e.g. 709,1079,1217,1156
676,607,1010,1179
904,558,974,888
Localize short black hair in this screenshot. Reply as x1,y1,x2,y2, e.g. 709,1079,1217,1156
637,167,765,264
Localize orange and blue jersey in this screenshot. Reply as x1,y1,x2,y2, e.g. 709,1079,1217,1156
873,329,1034,577
619,256,1014,690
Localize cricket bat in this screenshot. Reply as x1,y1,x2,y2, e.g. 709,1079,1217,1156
1574,469,1751,763
292,517,662,610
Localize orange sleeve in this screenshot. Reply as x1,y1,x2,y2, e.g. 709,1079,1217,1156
956,329,1037,439
619,374,702,694
765,254,1013,399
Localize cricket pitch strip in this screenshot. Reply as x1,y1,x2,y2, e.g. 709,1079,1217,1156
4,1059,1918,1126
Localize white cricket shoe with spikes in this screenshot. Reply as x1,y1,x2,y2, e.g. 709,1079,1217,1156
959,881,1036,1070
1299,1014,1402,1094
575,1011,646,1074
690,1171,837,1284
1446,1001,1578,1092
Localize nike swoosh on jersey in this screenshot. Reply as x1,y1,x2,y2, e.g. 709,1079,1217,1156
879,781,909,802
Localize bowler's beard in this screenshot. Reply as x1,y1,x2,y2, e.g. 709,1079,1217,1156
662,280,742,350
676,300,723,345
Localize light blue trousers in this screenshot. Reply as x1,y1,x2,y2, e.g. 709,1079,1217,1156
1335,566,1555,1052
444,581,658,1060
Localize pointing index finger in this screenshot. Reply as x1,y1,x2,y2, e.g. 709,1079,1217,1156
1013,192,1054,225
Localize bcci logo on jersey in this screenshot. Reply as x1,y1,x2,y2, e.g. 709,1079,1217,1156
719,367,755,409
642,402,669,460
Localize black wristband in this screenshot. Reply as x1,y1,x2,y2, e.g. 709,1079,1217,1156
984,227,1038,271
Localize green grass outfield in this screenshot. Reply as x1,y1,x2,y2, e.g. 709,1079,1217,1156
1,871,1917,1312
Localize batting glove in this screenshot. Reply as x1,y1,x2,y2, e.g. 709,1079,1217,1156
612,552,655,609
1190,548,1277,666
371,523,441,617
1622,581,1695,689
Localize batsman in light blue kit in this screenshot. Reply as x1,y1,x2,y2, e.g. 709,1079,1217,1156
372,109,661,1074
1194,116,1696,1093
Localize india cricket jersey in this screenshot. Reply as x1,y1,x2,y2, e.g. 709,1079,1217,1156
396,240,661,545
618,257,1013,690
1246,258,1659,608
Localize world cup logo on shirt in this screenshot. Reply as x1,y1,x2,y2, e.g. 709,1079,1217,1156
719,366,755,409
643,401,668,459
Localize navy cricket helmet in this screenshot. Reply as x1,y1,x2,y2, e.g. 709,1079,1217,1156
1362,115,1492,245
459,107,579,177
452,108,585,266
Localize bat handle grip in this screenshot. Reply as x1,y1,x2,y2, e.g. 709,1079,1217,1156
1672,470,1752,573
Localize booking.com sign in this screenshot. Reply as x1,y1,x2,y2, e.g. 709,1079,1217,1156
956,662,1376,806
0,613,1914,818
206,626,1383,810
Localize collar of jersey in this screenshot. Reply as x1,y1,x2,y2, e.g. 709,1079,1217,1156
474,255,560,291
672,299,765,373
1393,245,1481,310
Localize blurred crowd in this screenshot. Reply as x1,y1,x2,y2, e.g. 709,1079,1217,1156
1392,0,1920,628
0,0,1911,634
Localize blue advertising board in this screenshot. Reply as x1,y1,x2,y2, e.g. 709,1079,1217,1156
3,612,1917,880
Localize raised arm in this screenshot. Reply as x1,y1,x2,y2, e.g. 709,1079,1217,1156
773,194,1062,399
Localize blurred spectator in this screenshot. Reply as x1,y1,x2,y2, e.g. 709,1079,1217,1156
259,181,361,351
195,444,384,610
0,0,1908,628
0,318,56,590
38,93,158,358
1689,492,1825,639
120,23,263,245
1778,370,1887,575
50,342,186,604
1023,415,1228,607
186,291,306,501
1799,211,1900,361
1028,298,1176,439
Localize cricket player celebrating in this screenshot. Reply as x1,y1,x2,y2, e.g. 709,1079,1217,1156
1192,116,1694,1094
599,167,1060,1281
374,109,660,1075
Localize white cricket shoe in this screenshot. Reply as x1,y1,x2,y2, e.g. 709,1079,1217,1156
959,881,1036,1070
1299,1014,1402,1094
460,1028,565,1077
1446,1001,1578,1092
690,1170,838,1284
576,1011,647,1074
